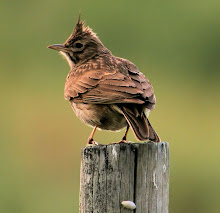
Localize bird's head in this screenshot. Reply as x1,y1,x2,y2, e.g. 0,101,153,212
48,16,110,67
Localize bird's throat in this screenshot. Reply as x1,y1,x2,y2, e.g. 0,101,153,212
60,51,75,68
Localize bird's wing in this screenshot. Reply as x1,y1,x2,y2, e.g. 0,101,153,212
64,60,155,108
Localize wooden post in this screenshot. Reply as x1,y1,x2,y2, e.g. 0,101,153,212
80,142,169,213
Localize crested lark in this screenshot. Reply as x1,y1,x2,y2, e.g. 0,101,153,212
48,17,160,144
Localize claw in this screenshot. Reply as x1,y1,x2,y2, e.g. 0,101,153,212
119,140,127,143
87,139,101,145
109,140,127,145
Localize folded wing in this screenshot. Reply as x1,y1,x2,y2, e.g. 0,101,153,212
65,64,155,109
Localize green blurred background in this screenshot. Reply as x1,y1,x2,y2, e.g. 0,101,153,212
0,0,219,212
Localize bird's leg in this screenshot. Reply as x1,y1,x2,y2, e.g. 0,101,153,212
119,125,130,143
87,126,99,145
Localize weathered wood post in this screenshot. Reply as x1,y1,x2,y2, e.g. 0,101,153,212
80,142,169,213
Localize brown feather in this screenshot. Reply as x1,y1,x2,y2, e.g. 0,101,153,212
64,55,155,106
120,105,160,142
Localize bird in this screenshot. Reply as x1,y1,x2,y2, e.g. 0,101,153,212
48,16,161,144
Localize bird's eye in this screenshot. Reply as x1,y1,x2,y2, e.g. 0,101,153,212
75,42,83,48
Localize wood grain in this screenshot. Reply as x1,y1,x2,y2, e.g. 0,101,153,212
80,142,169,213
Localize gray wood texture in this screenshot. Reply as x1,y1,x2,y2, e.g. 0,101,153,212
80,142,169,213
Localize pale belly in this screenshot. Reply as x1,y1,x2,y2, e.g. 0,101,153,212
69,102,128,131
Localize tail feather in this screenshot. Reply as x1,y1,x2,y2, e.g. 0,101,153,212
121,106,160,142
145,116,161,142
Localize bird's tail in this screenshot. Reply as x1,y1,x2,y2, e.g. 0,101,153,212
121,106,160,142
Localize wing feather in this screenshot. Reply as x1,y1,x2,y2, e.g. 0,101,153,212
64,58,155,107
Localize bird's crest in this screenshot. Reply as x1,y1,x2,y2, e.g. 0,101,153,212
65,15,99,44
72,15,84,37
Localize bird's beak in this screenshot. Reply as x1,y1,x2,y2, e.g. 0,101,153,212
47,44,69,52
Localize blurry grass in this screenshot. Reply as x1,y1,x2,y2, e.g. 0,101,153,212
0,0,220,212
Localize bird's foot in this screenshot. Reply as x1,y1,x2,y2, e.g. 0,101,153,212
87,138,101,145
109,140,127,144
118,139,127,143
118,135,128,143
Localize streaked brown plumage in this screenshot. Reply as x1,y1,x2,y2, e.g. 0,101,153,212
48,17,161,144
